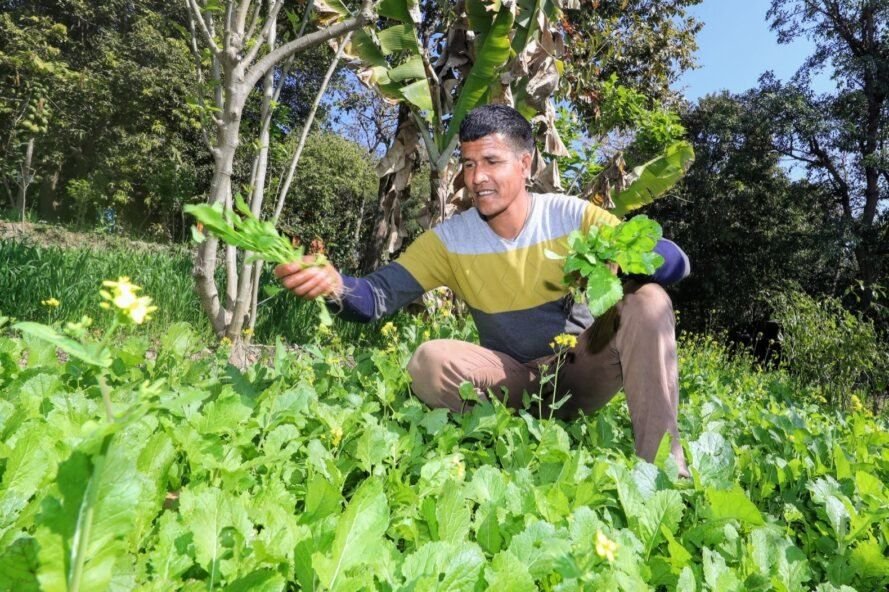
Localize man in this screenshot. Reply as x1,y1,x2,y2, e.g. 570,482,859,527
275,104,690,473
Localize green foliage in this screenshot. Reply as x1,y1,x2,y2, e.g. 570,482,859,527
771,291,889,409
272,132,378,271
185,195,333,327
561,0,702,105
646,91,842,332
186,196,306,265
610,141,695,218
592,75,688,160
552,216,664,316
0,314,887,590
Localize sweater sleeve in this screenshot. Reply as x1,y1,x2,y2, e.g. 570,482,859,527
648,238,691,285
327,263,428,323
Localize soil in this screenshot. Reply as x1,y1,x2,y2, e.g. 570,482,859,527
0,220,187,255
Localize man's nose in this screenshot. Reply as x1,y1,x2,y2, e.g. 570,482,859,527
472,166,489,184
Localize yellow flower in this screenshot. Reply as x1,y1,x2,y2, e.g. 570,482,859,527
41,297,60,308
242,327,254,337
381,321,397,339
220,336,232,346
553,333,578,350
850,394,864,413
330,426,343,447
448,456,466,481
595,530,619,562
100,277,157,324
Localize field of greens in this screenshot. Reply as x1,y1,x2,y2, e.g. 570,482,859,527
1,300,888,591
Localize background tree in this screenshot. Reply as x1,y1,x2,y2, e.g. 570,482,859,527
561,0,702,107
647,91,842,332
0,11,72,224
0,1,211,237
184,0,374,342
756,0,888,310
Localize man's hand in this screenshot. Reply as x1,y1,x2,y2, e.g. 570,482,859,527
274,255,343,300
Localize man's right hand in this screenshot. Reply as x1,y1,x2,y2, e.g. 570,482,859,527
274,255,344,300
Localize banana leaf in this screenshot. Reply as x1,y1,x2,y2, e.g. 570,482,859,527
609,141,695,218
378,24,421,55
442,5,515,150
378,0,415,22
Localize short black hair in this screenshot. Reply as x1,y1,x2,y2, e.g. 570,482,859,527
458,104,534,154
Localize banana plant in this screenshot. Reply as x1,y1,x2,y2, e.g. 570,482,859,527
327,0,575,266
585,140,696,219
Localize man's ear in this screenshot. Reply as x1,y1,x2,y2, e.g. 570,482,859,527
521,150,533,178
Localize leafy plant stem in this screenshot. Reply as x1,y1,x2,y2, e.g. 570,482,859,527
98,374,114,422
68,438,110,592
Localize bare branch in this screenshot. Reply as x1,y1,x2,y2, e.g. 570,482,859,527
245,0,374,90
273,32,353,221
185,0,221,55
235,0,253,36
243,0,286,67
245,0,263,39
185,8,214,149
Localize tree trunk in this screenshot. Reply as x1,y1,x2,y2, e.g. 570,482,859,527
17,137,35,228
38,165,61,221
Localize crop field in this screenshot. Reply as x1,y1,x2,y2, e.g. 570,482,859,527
1,304,887,591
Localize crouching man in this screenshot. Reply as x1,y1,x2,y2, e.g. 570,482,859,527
276,104,691,475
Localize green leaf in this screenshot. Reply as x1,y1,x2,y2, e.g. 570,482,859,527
610,141,695,218
508,521,571,579
638,489,685,557
401,541,485,591
387,55,425,82
689,432,735,489
35,439,146,592
0,423,54,529
702,547,742,592
435,486,471,544
312,478,390,589
378,0,414,22
160,322,199,358
484,551,536,591
224,569,286,592
583,266,623,317
706,485,764,526
179,484,253,586
349,30,388,67
398,78,433,112
145,513,193,584
14,322,111,368
377,24,420,55
0,536,40,592
443,5,514,149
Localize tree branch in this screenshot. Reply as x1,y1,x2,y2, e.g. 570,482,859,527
273,32,352,221
235,0,253,36
245,0,263,39
244,0,286,67
185,0,221,55
245,0,374,90
185,8,215,149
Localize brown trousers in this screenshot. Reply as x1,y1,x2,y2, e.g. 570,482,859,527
407,282,688,472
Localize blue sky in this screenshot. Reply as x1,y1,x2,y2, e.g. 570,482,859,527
676,0,834,100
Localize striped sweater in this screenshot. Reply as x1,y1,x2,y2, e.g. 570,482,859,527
336,193,690,362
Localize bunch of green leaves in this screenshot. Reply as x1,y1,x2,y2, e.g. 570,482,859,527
551,215,665,316
185,195,332,325
185,195,313,266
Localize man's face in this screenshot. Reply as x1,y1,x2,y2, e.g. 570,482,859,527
460,133,532,220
